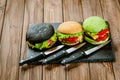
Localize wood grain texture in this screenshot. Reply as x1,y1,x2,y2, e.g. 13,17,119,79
19,0,43,80
63,0,90,80
0,0,120,80
82,0,115,80
0,0,6,38
44,0,63,22
0,0,24,80
43,0,65,80
63,0,83,21
82,0,103,18
101,0,120,80
100,0,117,80
0,0,6,78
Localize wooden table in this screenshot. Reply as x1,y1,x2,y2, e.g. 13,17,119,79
0,0,120,80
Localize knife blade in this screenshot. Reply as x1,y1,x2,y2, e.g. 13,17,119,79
61,40,111,65
39,42,86,64
19,45,64,66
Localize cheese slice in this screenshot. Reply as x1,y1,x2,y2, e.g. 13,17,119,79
91,35,98,40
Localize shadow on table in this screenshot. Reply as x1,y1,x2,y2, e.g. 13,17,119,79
20,63,85,71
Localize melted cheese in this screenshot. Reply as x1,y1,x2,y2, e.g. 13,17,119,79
91,35,98,40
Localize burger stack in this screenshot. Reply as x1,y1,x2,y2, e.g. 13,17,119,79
25,16,110,65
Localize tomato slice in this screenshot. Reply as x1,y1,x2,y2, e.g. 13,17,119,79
48,40,52,45
98,27,108,36
96,27,109,42
63,37,78,43
96,34,108,42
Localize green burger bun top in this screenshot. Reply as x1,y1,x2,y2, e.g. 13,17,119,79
26,23,57,50
83,16,107,33
83,16,109,45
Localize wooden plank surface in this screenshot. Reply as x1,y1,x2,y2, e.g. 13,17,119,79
101,0,120,80
0,0,24,80
100,0,117,80
0,0,6,39
81,0,115,80
19,0,43,80
63,0,90,80
0,0,6,78
43,0,66,80
0,0,120,80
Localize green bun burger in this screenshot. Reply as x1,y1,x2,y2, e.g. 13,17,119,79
26,23,57,50
83,16,109,45
57,21,83,46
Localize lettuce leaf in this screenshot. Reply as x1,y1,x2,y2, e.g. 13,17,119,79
50,33,57,41
86,32,97,36
57,31,83,40
26,41,35,48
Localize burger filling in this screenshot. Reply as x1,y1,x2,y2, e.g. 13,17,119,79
96,27,109,41
86,27,109,42
26,33,57,50
57,31,83,45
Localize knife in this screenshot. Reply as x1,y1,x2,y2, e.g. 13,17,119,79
19,45,64,66
39,42,86,64
61,40,111,65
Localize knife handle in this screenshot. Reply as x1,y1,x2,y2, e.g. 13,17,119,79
61,51,86,65
41,50,67,64
19,52,45,66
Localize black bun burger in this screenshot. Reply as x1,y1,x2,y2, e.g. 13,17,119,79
83,16,109,45
26,23,57,50
57,21,83,46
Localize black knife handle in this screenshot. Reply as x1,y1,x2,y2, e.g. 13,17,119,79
41,50,67,64
61,51,86,65
19,52,45,66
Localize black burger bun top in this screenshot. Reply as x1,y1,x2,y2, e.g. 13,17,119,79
26,23,54,43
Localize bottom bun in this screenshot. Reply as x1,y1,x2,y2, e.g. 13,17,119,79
85,35,109,45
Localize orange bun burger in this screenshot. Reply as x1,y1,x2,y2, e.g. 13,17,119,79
57,21,83,46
